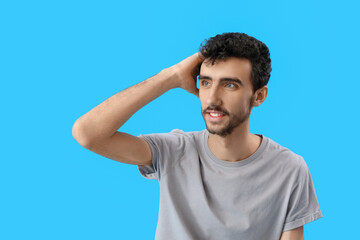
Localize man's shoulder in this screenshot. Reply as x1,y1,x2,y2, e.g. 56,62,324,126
167,129,207,143
264,135,306,168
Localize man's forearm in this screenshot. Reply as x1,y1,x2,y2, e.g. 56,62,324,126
73,68,178,144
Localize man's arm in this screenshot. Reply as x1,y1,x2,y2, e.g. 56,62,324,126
72,52,204,165
279,226,304,240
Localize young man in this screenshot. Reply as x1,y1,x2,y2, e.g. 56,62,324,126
72,32,323,240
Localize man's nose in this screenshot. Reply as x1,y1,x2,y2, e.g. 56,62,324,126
206,87,222,106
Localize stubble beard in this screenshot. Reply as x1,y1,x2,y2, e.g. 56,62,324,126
203,95,255,137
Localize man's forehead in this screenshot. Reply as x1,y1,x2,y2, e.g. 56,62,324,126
200,57,252,83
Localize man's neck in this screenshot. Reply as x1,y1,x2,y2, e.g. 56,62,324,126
207,125,262,162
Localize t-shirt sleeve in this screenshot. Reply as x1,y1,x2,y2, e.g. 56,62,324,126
137,129,186,181
282,158,323,232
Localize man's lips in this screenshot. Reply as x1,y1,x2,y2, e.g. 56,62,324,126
207,111,225,116
204,109,227,115
204,109,227,121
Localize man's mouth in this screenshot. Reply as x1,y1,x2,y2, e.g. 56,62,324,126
208,112,225,117
205,110,227,121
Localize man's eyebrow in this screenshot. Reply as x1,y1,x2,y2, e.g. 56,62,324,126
199,75,244,86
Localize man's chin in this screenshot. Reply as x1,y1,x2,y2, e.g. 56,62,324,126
206,125,232,137
207,130,230,137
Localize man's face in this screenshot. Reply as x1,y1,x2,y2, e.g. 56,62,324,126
199,57,255,137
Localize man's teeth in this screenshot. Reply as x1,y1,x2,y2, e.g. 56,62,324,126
209,112,224,117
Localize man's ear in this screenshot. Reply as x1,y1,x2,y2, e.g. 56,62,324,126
253,86,268,107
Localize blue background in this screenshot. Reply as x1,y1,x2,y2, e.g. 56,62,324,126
1,0,359,239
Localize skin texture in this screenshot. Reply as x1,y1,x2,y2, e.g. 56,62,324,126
199,57,255,137
199,57,268,162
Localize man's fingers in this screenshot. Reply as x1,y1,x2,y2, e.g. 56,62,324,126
189,52,205,64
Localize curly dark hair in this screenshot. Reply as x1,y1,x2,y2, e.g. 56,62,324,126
198,32,272,93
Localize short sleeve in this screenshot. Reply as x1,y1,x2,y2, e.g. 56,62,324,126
282,158,323,232
137,129,186,181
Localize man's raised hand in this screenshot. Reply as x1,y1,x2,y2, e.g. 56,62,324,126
167,52,205,98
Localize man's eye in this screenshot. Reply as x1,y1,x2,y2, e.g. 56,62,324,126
202,81,210,86
226,83,236,88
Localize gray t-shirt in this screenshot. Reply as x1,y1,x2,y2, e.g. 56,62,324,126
138,129,323,240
